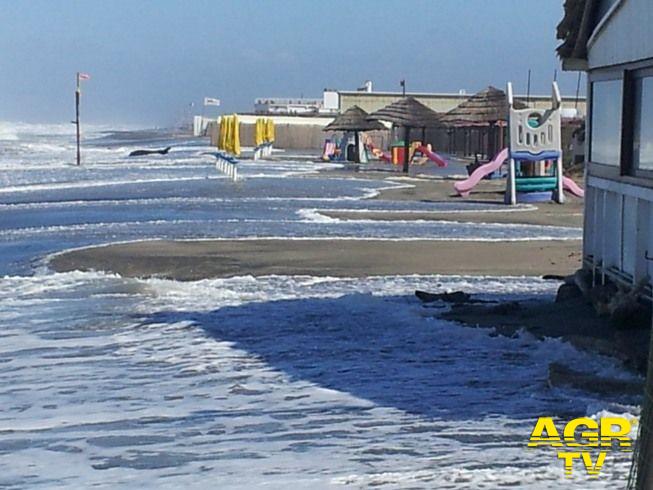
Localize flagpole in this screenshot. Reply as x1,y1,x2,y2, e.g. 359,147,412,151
75,72,81,166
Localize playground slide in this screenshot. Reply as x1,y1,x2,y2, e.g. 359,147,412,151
379,151,392,162
416,146,447,167
366,143,392,162
562,176,585,198
454,148,509,197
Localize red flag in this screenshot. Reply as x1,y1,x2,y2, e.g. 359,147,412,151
78,73,90,80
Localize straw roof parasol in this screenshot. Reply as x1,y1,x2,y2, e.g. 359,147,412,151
439,86,528,127
366,96,443,128
323,106,386,132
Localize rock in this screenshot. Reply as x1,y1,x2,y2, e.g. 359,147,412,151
610,298,651,330
548,362,643,397
555,283,583,303
573,268,594,298
590,282,618,316
490,301,521,315
415,290,471,304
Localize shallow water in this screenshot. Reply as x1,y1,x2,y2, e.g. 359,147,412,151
0,125,636,488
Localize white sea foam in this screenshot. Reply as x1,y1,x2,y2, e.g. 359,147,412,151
0,124,622,489
0,271,638,488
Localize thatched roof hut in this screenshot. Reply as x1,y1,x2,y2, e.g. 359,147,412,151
439,86,527,127
366,96,443,129
367,97,442,172
439,87,529,160
323,106,386,132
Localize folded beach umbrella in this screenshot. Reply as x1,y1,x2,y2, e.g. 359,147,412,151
255,118,264,147
265,119,275,143
233,114,241,156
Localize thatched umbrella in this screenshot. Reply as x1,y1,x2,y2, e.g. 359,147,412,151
440,86,527,158
323,106,385,163
440,86,528,126
367,97,442,173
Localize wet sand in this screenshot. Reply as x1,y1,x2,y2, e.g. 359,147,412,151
322,168,584,227
50,172,584,280
50,239,581,280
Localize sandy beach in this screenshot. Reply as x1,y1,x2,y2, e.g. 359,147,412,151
50,174,582,279
50,238,582,280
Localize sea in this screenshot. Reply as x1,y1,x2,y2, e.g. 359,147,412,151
0,122,640,488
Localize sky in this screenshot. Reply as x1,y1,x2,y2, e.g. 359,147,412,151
0,0,585,126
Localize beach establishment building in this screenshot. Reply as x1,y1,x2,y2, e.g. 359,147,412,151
335,89,586,119
558,0,653,299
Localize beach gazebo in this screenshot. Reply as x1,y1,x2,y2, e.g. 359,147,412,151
440,86,528,159
323,106,386,163
367,97,442,173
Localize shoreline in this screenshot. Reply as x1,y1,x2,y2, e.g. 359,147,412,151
48,170,584,281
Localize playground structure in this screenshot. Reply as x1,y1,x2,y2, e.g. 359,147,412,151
367,140,447,168
454,81,584,204
254,118,275,160
322,106,385,163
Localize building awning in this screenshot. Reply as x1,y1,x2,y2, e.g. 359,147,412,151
556,0,600,70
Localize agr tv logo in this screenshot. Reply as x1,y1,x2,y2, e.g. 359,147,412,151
528,416,634,477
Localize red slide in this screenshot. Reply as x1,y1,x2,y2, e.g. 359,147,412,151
454,148,509,197
416,146,447,167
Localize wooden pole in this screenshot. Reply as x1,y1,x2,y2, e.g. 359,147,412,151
403,126,410,173
354,130,360,163
575,72,582,109
75,72,81,166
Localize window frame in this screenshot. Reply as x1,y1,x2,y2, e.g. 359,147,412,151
588,72,624,169
588,57,653,183
631,66,653,179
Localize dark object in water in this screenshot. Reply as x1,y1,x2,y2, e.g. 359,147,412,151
415,290,471,304
128,146,172,157
542,274,565,281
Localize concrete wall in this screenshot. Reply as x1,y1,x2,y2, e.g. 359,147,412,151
209,121,328,150
208,114,334,150
338,92,587,118
588,0,653,69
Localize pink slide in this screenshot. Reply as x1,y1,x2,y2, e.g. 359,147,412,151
416,146,447,167
454,148,509,197
562,176,584,197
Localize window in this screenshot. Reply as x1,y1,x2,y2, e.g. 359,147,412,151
590,79,622,165
633,76,653,172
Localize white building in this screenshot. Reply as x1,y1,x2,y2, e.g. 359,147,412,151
254,97,338,115
559,0,653,299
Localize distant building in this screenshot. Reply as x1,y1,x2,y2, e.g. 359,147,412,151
558,0,653,299
254,97,338,115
